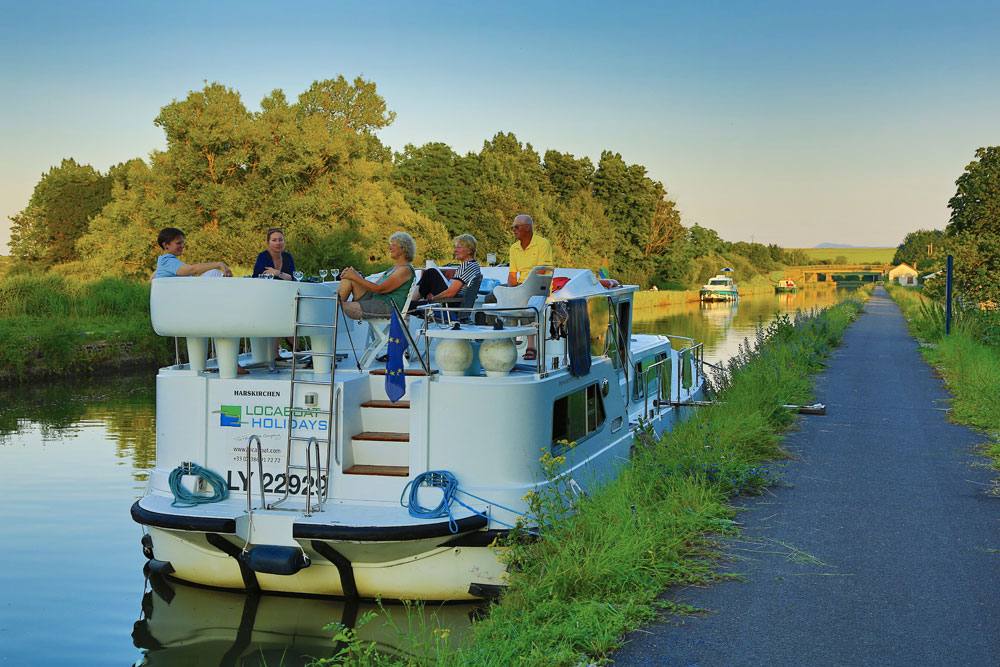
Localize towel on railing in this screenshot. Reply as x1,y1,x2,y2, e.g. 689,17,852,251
567,298,591,377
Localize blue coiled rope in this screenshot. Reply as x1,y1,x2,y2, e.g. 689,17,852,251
400,470,540,535
168,462,230,507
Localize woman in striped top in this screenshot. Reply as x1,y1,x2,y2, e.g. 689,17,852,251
414,234,482,306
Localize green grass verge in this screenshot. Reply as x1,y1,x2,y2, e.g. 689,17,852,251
886,284,1000,466
312,295,868,666
0,271,171,380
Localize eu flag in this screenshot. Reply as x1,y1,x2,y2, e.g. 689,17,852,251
385,308,408,403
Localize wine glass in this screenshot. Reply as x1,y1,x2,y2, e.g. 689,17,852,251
319,269,328,282
293,270,304,282
330,268,340,281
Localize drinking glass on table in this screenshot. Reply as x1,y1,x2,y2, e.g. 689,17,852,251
330,268,339,281
293,270,303,281
319,269,328,282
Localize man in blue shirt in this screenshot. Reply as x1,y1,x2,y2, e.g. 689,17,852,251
153,227,233,278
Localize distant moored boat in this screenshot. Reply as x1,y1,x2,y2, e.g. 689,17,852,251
699,269,739,302
775,279,797,293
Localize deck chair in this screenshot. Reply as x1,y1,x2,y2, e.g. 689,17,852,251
358,271,422,369
421,274,483,325
482,266,554,357
487,265,554,316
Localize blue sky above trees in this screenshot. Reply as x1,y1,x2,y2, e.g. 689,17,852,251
2,0,999,251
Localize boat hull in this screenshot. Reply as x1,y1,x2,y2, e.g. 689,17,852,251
699,288,739,302
144,525,505,600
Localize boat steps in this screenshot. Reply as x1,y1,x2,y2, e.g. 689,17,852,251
361,400,410,432
350,431,410,468
352,431,410,442
343,464,409,477
360,400,410,409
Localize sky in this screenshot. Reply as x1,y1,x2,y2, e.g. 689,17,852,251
2,0,998,253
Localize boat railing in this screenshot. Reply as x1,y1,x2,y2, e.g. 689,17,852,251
416,303,546,375
246,435,266,511
663,334,695,349
641,357,673,419
675,343,704,398
607,296,632,407
303,436,322,517
416,295,639,378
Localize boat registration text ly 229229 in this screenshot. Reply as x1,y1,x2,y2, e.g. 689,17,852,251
225,470,328,495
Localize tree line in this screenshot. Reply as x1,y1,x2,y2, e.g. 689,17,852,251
8,76,803,288
892,146,1000,305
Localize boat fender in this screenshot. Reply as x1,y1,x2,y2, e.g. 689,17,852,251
141,533,154,560
468,582,507,602
243,545,310,576
567,298,591,377
141,566,176,605
131,619,163,651
146,558,175,576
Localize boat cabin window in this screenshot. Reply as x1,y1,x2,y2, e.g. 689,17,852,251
552,382,606,451
709,279,728,285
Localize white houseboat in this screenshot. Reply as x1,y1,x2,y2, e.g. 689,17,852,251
699,271,739,302
132,266,705,601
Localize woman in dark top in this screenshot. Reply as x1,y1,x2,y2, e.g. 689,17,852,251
252,228,295,279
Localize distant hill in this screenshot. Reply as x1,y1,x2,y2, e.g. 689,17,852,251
787,247,896,264
815,242,893,249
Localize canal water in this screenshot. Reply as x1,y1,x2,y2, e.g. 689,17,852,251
0,287,860,665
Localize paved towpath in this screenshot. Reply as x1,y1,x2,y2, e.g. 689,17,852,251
613,287,1000,666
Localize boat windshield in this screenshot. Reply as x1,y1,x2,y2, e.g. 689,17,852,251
709,279,730,286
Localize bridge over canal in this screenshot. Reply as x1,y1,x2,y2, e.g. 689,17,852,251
785,264,890,284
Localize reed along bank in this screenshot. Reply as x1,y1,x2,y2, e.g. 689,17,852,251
313,293,869,666
0,273,171,381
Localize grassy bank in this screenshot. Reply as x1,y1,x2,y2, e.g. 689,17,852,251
316,295,868,666
886,284,1000,466
0,273,171,380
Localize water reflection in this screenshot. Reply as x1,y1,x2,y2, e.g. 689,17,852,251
133,573,480,666
0,373,156,479
633,286,859,365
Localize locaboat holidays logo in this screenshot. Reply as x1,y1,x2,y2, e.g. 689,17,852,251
213,404,328,431
217,405,243,427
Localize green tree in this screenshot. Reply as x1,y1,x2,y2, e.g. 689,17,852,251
892,229,947,270
470,132,552,261
79,79,450,277
393,142,479,240
948,146,1000,236
540,150,607,271
687,223,725,258
592,152,658,266
543,149,594,199
8,159,112,263
944,231,1000,306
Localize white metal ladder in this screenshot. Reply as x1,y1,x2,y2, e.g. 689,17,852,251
270,291,340,512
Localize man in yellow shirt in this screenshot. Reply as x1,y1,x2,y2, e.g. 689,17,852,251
505,214,553,361
507,214,553,286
